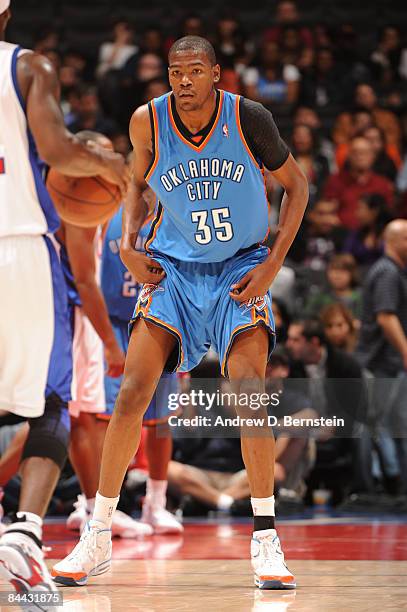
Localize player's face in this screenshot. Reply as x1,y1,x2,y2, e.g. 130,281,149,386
168,51,220,111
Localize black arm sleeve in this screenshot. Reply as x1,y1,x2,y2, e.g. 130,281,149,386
239,97,290,171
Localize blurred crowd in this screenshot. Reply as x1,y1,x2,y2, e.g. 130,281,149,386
4,0,407,516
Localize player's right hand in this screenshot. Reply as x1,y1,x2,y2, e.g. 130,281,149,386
121,249,165,285
104,342,126,378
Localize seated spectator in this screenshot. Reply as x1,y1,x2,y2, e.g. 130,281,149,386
68,85,118,136
293,106,335,168
291,123,330,206
304,254,362,320
363,126,400,180
320,303,358,353
213,11,245,94
337,126,400,180
168,349,315,513
280,26,304,66
141,77,169,104
343,193,392,267
335,110,374,169
370,26,403,81
96,19,138,78
396,155,407,218
165,14,205,55
272,297,292,343
264,0,313,49
323,136,394,229
333,83,401,150
288,199,347,270
242,41,300,107
285,319,366,434
300,47,345,110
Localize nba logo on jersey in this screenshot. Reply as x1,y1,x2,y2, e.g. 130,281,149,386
0,157,5,174
222,124,229,138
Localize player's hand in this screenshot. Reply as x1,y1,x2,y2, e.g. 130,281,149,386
229,261,273,303
88,141,130,199
104,342,126,378
120,249,165,285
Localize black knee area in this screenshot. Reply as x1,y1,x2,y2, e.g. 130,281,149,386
21,392,70,470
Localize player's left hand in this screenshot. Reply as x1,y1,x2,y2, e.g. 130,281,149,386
229,261,274,303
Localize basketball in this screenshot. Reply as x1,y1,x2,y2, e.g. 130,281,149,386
46,169,121,228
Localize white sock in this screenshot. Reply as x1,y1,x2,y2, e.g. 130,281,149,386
145,478,167,508
86,497,96,514
92,492,119,528
251,495,275,517
217,493,233,511
13,511,42,541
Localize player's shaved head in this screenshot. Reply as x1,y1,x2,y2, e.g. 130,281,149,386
169,36,217,66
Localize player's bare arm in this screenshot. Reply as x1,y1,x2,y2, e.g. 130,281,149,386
18,53,129,196
230,153,308,302
120,104,165,284
64,224,125,377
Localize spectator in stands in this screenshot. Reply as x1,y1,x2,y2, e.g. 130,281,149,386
397,156,407,217
110,132,131,157
96,19,138,78
68,85,118,136
343,193,392,267
213,11,245,93
32,26,59,54
363,126,400,181
280,26,304,66
300,47,345,110
323,136,394,229
333,83,401,149
357,219,407,493
293,106,335,168
142,77,169,103
264,0,313,49
370,26,404,81
272,297,291,343
242,41,300,107
168,348,315,514
140,26,166,57
291,124,330,206
288,199,347,270
320,303,358,353
304,254,362,320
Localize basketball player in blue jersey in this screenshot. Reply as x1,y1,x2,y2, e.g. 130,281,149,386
0,1,128,599
56,36,308,590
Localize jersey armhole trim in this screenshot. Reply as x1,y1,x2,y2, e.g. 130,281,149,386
144,100,159,182
11,46,26,112
235,95,260,170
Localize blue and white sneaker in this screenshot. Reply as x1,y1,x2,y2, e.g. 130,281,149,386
251,529,296,590
51,521,111,587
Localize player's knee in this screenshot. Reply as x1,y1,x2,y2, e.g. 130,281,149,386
22,392,70,470
115,375,153,419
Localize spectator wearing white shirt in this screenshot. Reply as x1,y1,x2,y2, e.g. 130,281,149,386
97,20,138,78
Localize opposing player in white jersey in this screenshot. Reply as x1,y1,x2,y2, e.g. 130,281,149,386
0,1,128,600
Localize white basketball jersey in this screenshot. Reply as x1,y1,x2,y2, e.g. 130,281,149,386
0,42,59,237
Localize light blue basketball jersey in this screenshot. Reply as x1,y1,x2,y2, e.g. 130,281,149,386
145,90,270,263
101,207,152,322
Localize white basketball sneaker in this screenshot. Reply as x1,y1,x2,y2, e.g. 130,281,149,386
0,521,59,606
79,510,153,538
67,494,88,532
251,529,296,590
51,520,112,587
141,502,184,534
